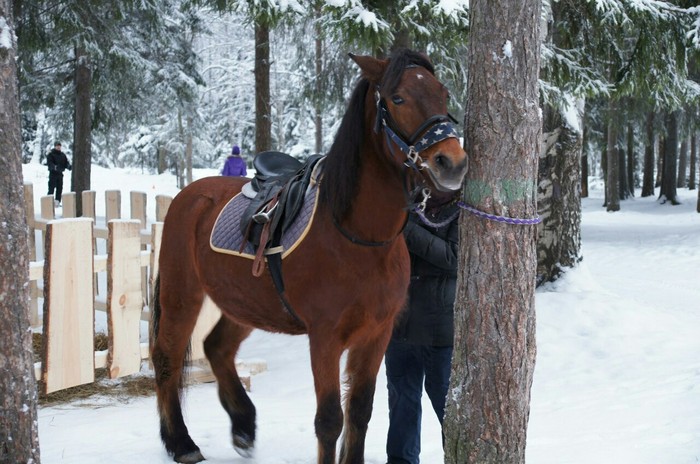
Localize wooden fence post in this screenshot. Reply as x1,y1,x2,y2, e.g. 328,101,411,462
61,192,76,217
106,220,143,379
24,184,40,326
105,190,121,221
42,218,95,394
155,195,172,222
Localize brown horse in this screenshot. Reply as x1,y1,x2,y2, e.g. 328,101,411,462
151,48,468,464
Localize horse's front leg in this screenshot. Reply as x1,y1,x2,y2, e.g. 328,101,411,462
309,332,344,464
339,329,393,464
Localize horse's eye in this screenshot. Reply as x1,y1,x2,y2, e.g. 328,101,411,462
391,95,405,105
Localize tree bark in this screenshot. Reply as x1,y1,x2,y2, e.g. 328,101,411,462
641,112,655,197
254,20,272,153
677,137,688,188
618,145,628,200
72,44,92,217
605,100,620,211
185,115,193,186
314,7,323,155
444,1,540,462
660,111,680,205
626,123,635,197
690,134,696,191
537,104,582,285
0,1,42,460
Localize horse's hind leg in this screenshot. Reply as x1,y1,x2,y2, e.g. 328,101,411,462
152,278,206,463
339,330,393,464
203,316,256,456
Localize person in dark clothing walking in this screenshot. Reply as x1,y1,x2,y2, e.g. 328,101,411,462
385,189,460,464
46,142,71,205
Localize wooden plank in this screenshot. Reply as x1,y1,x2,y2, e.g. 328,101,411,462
130,191,147,228
106,220,143,379
105,190,121,222
149,222,163,310
190,297,221,361
155,195,172,222
129,191,148,306
82,191,98,295
42,218,95,394
29,261,44,281
40,196,55,221
24,184,40,326
24,184,36,256
61,192,76,217
81,191,96,220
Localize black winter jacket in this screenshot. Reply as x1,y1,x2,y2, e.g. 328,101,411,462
47,149,71,174
392,201,460,346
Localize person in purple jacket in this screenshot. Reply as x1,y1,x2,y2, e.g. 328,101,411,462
221,145,247,177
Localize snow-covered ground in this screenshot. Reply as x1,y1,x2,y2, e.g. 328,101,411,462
23,163,700,463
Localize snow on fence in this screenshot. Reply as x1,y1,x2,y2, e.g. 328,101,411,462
24,184,266,395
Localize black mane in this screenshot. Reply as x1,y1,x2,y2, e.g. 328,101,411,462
319,49,435,221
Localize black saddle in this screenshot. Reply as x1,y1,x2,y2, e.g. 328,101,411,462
240,151,324,258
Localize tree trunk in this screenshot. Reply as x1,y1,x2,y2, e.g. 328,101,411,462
641,112,655,197
72,45,92,217
618,145,628,200
581,124,589,198
444,1,540,462
677,137,688,188
254,20,272,153
157,144,167,174
605,100,620,211
537,104,582,285
314,8,323,155
690,134,696,191
0,1,42,459
656,137,663,188
660,111,680,205
185,115,193,186
626,123,635,196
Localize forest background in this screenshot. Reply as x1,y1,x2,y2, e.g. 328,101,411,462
4,1,700,462
14,0,700,286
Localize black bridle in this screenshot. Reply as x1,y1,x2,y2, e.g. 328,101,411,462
333,85,460,247
374,90,459,173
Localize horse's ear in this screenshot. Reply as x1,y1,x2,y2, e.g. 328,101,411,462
349,53,388,82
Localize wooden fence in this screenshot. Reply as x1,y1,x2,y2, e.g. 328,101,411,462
24,184,265,395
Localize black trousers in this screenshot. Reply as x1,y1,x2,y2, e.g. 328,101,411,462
48,172,64,202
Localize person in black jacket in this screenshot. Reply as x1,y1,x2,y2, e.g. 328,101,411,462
46,142,71,205
385,189,460,464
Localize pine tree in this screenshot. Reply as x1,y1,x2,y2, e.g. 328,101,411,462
0,1,41,460
443,1,540,461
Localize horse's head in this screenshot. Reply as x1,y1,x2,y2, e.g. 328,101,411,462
350,49,468,193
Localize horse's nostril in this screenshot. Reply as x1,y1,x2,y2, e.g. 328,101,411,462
435,154,451,170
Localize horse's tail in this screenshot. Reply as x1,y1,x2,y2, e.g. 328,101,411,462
150,273,191,389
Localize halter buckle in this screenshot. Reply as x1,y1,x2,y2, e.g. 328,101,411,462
416,188,431,213
404,147,424,170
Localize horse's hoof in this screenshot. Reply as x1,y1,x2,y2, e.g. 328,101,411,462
233,433,255,458
174,450,205,463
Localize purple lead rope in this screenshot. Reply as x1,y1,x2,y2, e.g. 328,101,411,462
411,200,542,228
457,201,542,225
